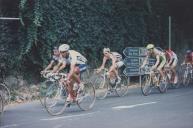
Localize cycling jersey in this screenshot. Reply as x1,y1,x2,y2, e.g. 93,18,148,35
111,52,122,62
165,50,177,61
148,48,166,70
51,55,60,65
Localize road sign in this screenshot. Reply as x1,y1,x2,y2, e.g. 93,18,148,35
124,57,143,67
123,47,162,76
123,67,141,76
123,47,147,57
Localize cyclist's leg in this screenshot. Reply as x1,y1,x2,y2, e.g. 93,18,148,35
171,58,178,82
115,61,124,83
157,59,166,80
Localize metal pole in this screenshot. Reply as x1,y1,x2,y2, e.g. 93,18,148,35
169,16,171,49
0,17,20,20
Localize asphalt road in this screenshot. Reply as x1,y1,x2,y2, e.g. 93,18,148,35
1,86,193,128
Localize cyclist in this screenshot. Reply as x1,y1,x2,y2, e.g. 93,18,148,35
141,44,167,82
53,44,87,102
41,47,60,74
181,50,193,66
96,48,124,85
164,48,178,83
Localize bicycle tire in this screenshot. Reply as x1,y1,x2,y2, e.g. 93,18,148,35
94,74,109,99
0,83,11,105
77,82,96,111
44,83,67,116
141,75,152,96
115,74,129,97
39,80,56,107
159,78,168,93
182,70,191,87
0,93,4,120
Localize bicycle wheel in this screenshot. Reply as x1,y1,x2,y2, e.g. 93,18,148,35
182,70,191,87
141,75,152,96
77,82,96,111
159,76,168,93
115,75,129,97
44,83,67,116
94,74,108,99
39,80,55,107
0,93,4,119
0,83,11,105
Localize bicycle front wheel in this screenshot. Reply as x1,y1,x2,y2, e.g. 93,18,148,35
94,75,108,99
77,82,96,111
0,83,11,105
182,70,191,87
115,75,129,97
0,93,4,121
159,78,168,93
141,75,152,96
44,83,67,116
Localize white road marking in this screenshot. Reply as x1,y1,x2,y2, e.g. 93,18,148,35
40,111,99,121
1,124,19,128
112,102,157,110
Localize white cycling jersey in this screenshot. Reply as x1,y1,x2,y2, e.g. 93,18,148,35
60,50,87,65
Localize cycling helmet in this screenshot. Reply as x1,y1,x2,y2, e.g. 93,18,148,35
146,44,154,50
59,44,70,52
103,48,110,53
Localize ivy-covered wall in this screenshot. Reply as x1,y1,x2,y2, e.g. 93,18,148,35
0,0,192,83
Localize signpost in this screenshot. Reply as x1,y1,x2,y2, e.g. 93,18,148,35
123,47,161,87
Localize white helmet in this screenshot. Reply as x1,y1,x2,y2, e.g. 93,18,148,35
59,44,70,52
103,48,110,53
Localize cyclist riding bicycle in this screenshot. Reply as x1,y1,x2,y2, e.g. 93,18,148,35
141,44,167,82
41,47,60,73
53,44,87,102
164,48,178,83
181,50,193,66
96,48,124,85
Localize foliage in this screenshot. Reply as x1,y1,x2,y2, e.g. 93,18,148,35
0,0,191,83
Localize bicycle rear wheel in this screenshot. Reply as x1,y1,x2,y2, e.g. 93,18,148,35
44,83,67,116
94,74,108,99
141,75,153,96
77,82,96,111
0,83,11,105
115,75,129,97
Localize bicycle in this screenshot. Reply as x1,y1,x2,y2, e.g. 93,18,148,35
0,91,4,120
44,72,96,116
164,66,180,89
0,83,11,105
141,66,168,96
94,68,129,100
39,71,65,107
180,64,193,87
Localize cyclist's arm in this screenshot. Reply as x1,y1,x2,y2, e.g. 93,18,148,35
52,61,66,73
43,61,54,71
99,57,107,70
141,56,148,68
153,55,160,68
